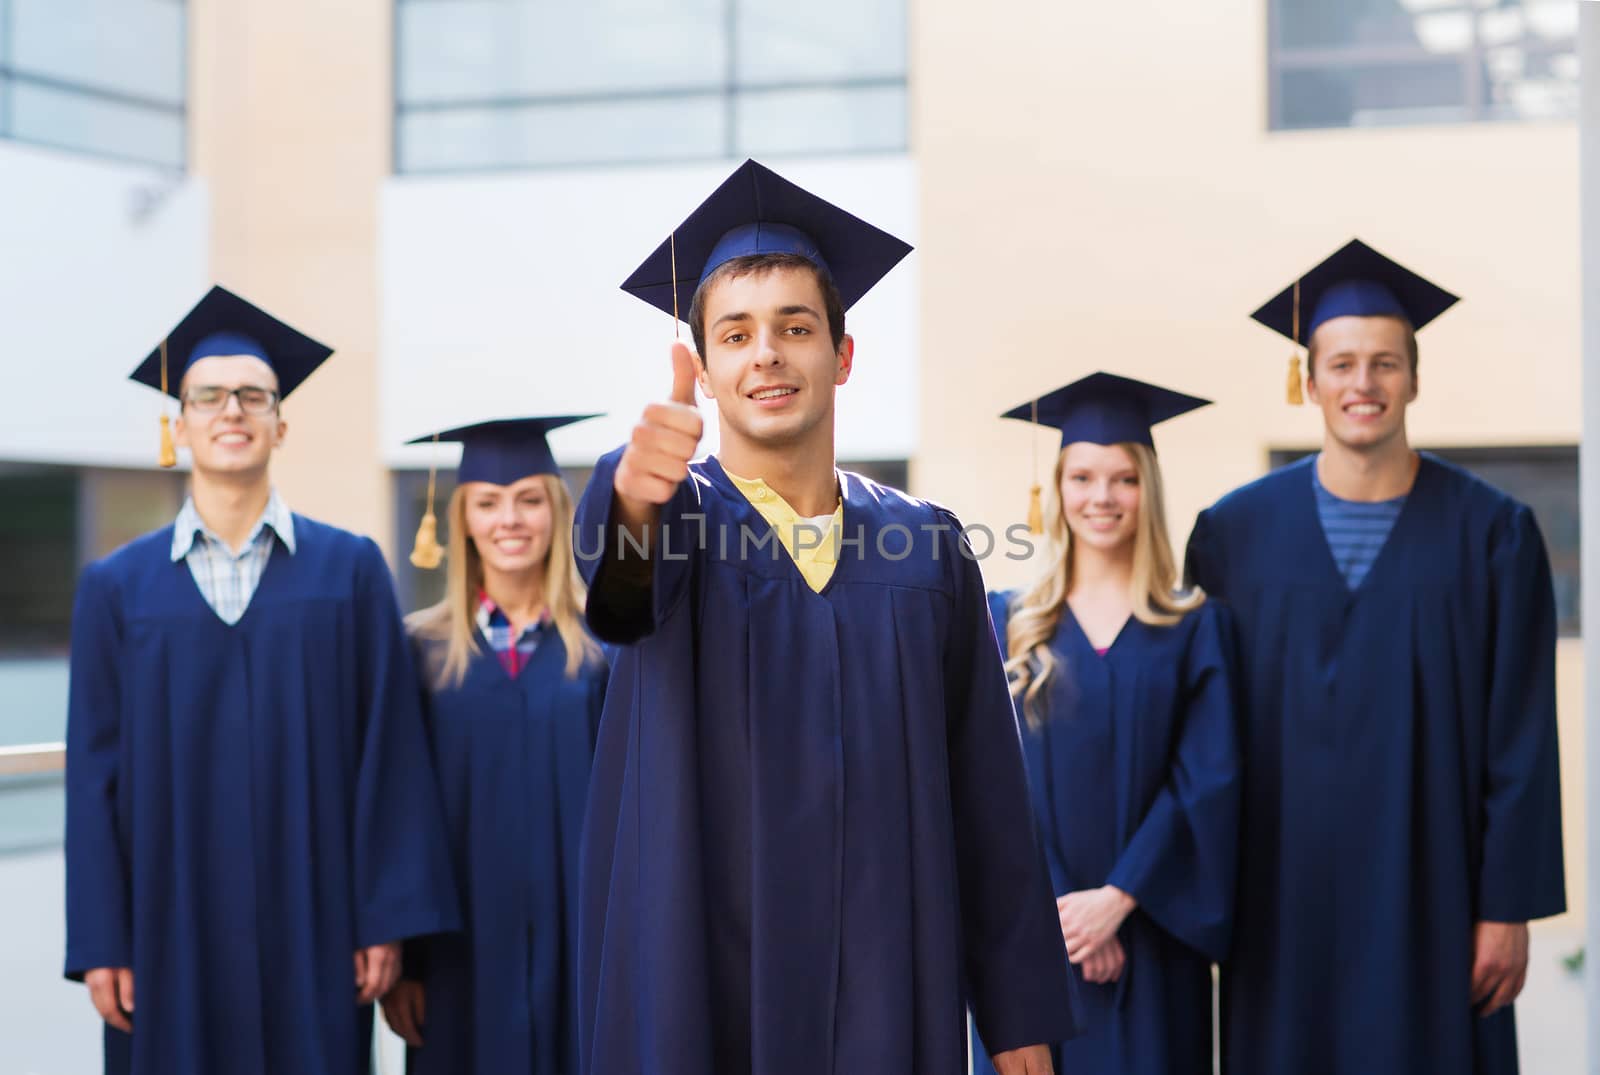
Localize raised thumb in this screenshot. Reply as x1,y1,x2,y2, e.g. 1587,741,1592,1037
668,341,699,406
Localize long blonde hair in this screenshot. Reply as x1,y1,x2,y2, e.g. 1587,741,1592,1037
407,474,602,689
1004,442,1203,727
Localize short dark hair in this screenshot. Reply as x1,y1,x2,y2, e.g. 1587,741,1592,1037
1306,316,1419,381
688,253,846,361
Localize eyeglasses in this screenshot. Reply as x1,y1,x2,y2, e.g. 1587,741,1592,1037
182,386,280,415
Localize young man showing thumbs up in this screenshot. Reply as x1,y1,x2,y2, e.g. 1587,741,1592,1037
572,162,1074,1075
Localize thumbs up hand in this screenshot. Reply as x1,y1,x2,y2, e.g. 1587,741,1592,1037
614,342,705,509
666,339,700,408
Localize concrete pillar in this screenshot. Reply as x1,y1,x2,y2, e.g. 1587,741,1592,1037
190,0,392,554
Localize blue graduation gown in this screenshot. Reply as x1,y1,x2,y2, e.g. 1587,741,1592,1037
64,518,461,1075
1185,454,1566,1075
404,631,607,1075
971,593,1240,1075
572,449,1075,1075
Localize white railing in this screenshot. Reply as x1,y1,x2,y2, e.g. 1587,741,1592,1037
0,742,66,776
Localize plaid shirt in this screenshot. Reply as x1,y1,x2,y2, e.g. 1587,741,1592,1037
171,490,296,625
475,591,549,677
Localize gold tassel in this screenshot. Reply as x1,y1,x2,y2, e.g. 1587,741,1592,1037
1286,277,1305,406
670,230,681,339
409,434,445,569
1024,395,1049,534
158,414,177,468
157,338,178,467
1026,397,1044,534
409,509,444,569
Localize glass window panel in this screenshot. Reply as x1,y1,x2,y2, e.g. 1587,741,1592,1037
1271,0,1577,130
80,469,186,561
1483,45,1579,120
1548,50,1579,84
1476,8,1526,48
1278,0,1431,50
734,84,905,157
1412,11,1472,53
734,0,905,86
398,94,727,172
1523,0,1578,41
9,80,183,166
397,0,725,104
11,0,184,105
394,0,908,171
1276,59,1467,129
0,470,76,653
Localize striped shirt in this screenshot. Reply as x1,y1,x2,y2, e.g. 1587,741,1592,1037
475,591,550,677
171,490,297,625
1312,461,1406,590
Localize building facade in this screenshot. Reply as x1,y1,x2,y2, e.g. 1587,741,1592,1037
0,0,1587,1069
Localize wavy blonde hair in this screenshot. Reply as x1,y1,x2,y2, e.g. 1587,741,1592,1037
407,474,601,689
1004,442,1203,727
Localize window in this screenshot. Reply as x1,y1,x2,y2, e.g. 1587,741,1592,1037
0,467,78,655
1270,447,1579,635
0,465,176,856
1268,0,1579,130
0,465,185,747
0,0,187,168
393,0,907,173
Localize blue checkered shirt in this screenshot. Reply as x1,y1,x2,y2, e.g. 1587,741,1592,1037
475,591,549,676
171,490,296,625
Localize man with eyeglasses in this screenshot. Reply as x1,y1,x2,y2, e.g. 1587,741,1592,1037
63,286,459,1075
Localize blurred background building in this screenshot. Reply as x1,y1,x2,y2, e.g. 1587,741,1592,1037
0,0,1591,1070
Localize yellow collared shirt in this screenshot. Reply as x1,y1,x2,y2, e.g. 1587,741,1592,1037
725,468,842,593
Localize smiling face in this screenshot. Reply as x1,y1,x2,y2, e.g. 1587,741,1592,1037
693,262,853,455
1306,314,1418,453
173,354,285,477
1058,441,1141,555
460,474,553,579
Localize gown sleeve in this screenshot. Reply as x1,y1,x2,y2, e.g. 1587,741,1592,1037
986,590,1013,652
573,446,700,645
943,515,1078,1053
983,589,1072,894
1476,504,1565,922
350,539,462,949
399,633,445,983
585,643,610,750
1104,604,1242,962
63,561,132,980
1183,508,1223,597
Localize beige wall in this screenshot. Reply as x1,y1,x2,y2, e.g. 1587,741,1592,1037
914,0,1583,923
190,0,394,555
914,0,1578,551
